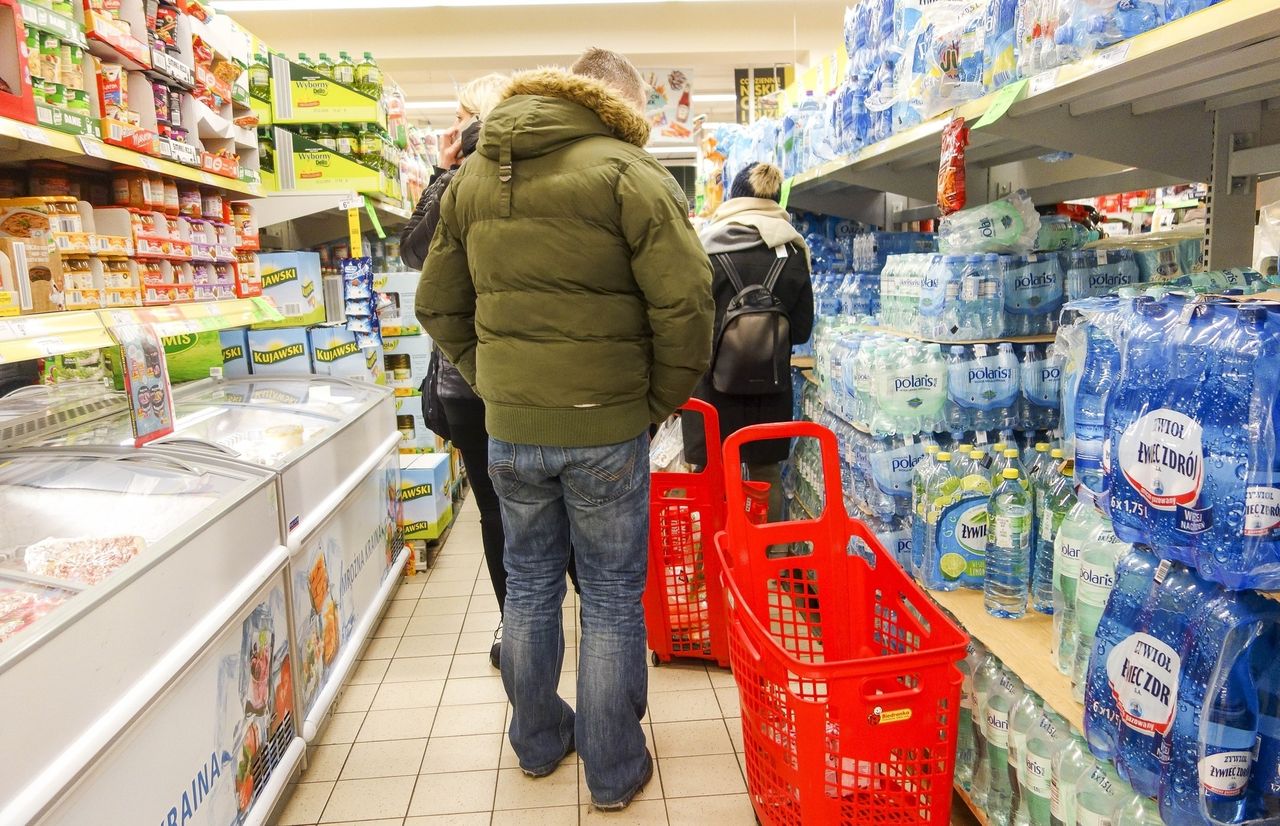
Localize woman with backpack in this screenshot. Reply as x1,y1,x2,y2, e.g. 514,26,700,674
682,162,814,521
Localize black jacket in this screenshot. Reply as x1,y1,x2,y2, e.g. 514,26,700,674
682,227,814,466
399,121,482,400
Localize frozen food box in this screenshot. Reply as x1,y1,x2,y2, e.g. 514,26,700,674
105,331,227,388
253,252,325,329
308,325,385,384
246,328,313,375
400,453,453,539
220,329,250,378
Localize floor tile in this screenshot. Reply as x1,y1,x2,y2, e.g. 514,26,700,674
404,815,490,826
462,610,503,633
647,663,713,692
384,599,417,617
430,701,509,737
658,754,746,798
384,655,453,683
393,581,426,600
361,636,402,660
421,580,474,598
358,706,437,741
333,683,378,714
420,733,504,774
707,667,736,688
456,630,497,654
441,676,509,705
491,806,577,825
374,615,411,638
468,592,500,613
646,689,723,723
651,719,733,758
580,799,669,824
407,613,466,636
319,820,402,826
340,738,428,779
315,712,365,745
494,765,578,809
348,657,391,685
726,719,744,752
407,770,499,816
370,679,445,711
714,687,741,718
448,651,499,679
414,596,471,616
665,792,755,821
301,743,351,783
396,633,459,658
319,775,415,821
429,566,478,582
275,781,333,824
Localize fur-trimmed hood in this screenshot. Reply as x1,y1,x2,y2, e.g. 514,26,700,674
476,68,650,165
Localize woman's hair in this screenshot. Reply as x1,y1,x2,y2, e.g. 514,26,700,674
458,73,509,120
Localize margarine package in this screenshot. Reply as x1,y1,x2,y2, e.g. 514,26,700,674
394,396,443,454
400,453,453,539
220,329,250,377
247,328,313,375
382,331,431,392
309,325,386,384
253,252,325,329
374,271,422,337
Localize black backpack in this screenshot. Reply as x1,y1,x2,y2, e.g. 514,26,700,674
709,246,792,395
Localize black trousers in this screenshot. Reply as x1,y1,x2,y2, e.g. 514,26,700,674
440,395,579,616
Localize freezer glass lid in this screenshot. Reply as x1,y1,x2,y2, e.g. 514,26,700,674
176,377,380,420
0,452,249,643
37,403,339,467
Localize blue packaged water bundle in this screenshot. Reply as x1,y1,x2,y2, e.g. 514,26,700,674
982,0,1019,90
1070,297,1125,511
1249,622,1280,821
1160,587,1278,825
966,343,1019,432
1083,546,1159,760
1004,252,1065,336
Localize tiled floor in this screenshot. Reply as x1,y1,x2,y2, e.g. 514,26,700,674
273,496,981,826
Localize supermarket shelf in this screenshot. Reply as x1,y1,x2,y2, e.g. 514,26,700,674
788,0,1280,217
791,355,815,369
0,115,263,198
874,329,1057,346
0,298,282,363
256,190,414,248
929,588,1084,733
954,784,990,826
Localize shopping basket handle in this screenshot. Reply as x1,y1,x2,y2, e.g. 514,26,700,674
675,398,722,483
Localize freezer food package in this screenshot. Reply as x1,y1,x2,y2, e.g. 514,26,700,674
0,585,69,643
23,535,145,585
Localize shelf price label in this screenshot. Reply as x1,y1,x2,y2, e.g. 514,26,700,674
78,136,107,158
972,79,1029,129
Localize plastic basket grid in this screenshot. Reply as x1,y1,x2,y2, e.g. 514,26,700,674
643,400,731,667
715,421,969,826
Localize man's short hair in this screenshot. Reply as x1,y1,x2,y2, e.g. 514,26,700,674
570,47,647,111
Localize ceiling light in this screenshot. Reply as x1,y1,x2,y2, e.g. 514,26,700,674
405,101,459,110
214,0,739,10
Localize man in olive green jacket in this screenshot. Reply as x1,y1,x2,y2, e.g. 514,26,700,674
416,49,713,810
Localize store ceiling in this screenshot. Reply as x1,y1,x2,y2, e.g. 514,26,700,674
221,0,848,132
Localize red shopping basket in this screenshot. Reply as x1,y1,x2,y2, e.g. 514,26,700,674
715,421,969,826
644,399,732,667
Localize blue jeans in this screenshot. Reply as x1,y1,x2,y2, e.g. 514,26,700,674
488,432,651,804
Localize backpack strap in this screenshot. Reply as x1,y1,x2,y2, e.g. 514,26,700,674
761,244,791,292
711,252,746,294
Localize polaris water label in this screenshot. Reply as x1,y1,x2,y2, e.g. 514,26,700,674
1056,535,1083,579
869,442,922,496
986,706,1011,748
968,354,1018,408
1024,750,1053,798
1005,259,1063,315
1245,486,1280,536
1076,557,1117,609
1107,632,1181,735
1021,358,1062,408
1199,750,1252,797
1118,409,1204,512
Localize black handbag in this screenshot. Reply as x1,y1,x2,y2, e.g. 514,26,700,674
420,346,452,442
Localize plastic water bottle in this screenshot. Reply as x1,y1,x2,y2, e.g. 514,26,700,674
957,641,984,790
1050,731,1096,826
1024,711,1068,826
987,670,1023,821
1249,625,1280,819
911,444,942,581
1071,517,1132,702
927,452,988,590
1113,794,1162,825
972,653,1004,809
1010,688,1044,825
991,446,1026,490
1075,762,1126,825
1052,499,1098,673
969,343,1019,432
983,254,1008,337
1073,319,1120,510
1034,455,1073,614
987,467,1033,618
947,345,973,433
1082,548,1159,760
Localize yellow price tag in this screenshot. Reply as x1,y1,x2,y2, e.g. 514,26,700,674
348,208,363,257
